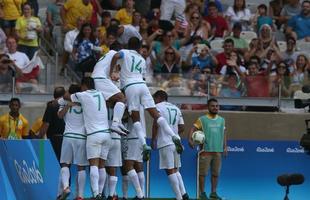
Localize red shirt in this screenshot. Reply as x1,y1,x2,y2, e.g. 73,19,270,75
246,71,270,97
215,52,228,74
204,15,228,38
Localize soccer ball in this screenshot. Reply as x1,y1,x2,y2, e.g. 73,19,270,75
192,130,205,144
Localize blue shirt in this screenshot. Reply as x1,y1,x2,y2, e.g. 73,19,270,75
287,14,310,39
257,16,273,33
192,55,215,70
73,39,99,63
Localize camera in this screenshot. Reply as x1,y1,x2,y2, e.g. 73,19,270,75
294,85,310,110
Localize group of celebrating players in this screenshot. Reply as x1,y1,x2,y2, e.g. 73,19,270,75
56,37,189,200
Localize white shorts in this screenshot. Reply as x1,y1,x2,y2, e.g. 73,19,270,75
124,83,155,113
159,144,181,169
94,78,121,100
106,138,122,167
60,137,88,166
86,132,111,160
122,137,143,162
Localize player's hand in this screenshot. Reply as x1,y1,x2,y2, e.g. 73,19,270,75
151,139,156,150
189,139,195,149
223,147,228,158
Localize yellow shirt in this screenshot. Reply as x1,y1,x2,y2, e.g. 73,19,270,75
0,113,29,139
100,44,109,55
30,117,42,133
115,8,132,25
193,114,216,130
0,0,25,20
63,0,93,30
15,16,41,47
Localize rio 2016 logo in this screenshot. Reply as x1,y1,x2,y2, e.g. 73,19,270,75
14,160,44,184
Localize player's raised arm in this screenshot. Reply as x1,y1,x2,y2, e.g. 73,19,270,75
109,51,124,79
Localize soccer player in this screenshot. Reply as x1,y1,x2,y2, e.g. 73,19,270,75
91,42,128,136
64,77,111,200
109,37,183,159
57,84,88,200
121,107,146,200
189,98,227,200
152,90,189,200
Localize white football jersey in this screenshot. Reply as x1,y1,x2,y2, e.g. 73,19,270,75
71,90,110,135
58,98,86,138
91,50,117,78
156,101,184,148
118,49,146,88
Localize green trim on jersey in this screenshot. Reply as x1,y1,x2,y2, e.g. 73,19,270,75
64,132,86,138
111,138,121,140
126,137,139,140
122,82,145,91
157,144,174,150
93,77,107,79
87,129,111,136
199,115,225,152
64,135,87,140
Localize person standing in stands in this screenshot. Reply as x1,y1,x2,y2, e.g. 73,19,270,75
0,98,29,139
38,86,65,161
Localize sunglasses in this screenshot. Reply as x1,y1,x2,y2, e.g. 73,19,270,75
165,51,174,55
191,16,200,19
202,70,211,74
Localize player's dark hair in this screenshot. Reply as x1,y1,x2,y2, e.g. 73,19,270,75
81,77,95,90
9,98,21,106
110,41,122,51
153,90,168,101
128,37,141,51
207,98,218,105
53,86,65,99
68,84,81,94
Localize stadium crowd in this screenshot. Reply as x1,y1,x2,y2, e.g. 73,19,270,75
0,0,309,104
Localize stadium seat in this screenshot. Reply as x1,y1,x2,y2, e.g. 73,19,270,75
277,41,287,52
240,31,257,42
210,39,224,53
296,41,310,52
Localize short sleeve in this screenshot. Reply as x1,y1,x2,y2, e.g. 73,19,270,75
225,6,234,17
71,93,80,103
22,118,29,137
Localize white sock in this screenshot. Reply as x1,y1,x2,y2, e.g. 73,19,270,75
104,174,109,197
168,173,183,200
77,170,86,198
90,166,99,196
137,171,145,197
122,175,129,198
99,168,107,195
57,173,63,196
113,102,126,122
157,117,179,139
128,169,143,198
176,171,186,195
109,176,118,197
61,167,70,189
133,121,146,145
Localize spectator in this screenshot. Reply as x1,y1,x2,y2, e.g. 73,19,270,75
203,0,223,16
258,24,277,50
0,0,24,36
270,61,291,97
27,0,39,17
72,23,100,74
219,73,242,110
286,0,310,41
0,54,22,92
90,0,103,27
15,3,42,59
225,0,252,30
60,0,93,32
280,0,301,24
38,86,65,162
215,38,234,74
139,17,150,41
0,98,29,139
46,0,63,53
189,11,210,40
6,36,39,93
61,16,86,75
189,98,227,200
115,0,135,25
0,28,7,53
187,44,217,72
132,11,142,31
107,24,142,45
282,36,299,67
204,2,229,38
253,4,274,33
290,54,309,91
225,22,248,55
160,46,181,74
220,51,246,76
269,0,288,29
160,0,186,21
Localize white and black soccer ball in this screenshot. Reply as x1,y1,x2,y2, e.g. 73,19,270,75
192,130,205,144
